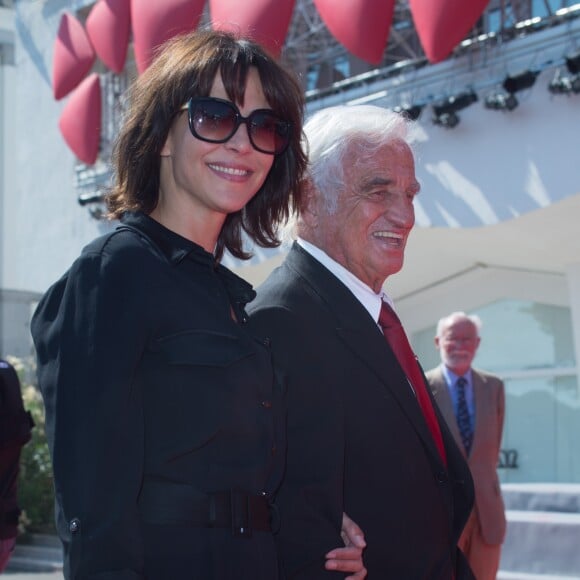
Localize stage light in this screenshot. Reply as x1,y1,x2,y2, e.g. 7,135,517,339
548,50,580,96
393,104,424,121
484,92,519,111
78,192,105,206
548,71,580,95
565,50,580,75
432,111,459,128
432,90,477,128
502,70,538,93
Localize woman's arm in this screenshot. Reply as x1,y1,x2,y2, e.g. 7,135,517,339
32,248,147,579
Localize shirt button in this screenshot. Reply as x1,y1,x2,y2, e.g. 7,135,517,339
69,518,81,533
261,400,272,409
436,471,448,484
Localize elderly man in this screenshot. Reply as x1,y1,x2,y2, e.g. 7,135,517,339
426,312,506,580
248,105,474,578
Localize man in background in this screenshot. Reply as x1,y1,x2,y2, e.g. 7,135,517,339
0,359,34,572
249,105,474,578
426,312,507,580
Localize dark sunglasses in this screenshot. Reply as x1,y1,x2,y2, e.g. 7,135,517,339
180,97,292,155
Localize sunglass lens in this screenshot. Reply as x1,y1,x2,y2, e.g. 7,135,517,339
192,101,236,142
250,112,291,154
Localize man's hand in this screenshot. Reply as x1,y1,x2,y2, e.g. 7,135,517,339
324,512,367,578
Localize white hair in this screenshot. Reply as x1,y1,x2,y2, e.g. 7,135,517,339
301,104,416,214
436,311,483,338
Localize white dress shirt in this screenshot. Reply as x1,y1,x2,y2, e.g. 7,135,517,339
296,238,394,326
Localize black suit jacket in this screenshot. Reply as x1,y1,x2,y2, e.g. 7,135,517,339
248,243,475,579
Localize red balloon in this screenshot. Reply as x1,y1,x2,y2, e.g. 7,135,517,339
313,0,395,65
86,0,131,74
131,0,205,73
410,0,490,63
52,13,96,100
58,74,102,165
209,0,295,57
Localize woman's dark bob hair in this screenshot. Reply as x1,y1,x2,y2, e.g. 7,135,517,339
106,29,307,261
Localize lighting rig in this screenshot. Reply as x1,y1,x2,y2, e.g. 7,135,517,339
393,104,424,121
549,50,580,95
484,69,539,112
431,90,478,128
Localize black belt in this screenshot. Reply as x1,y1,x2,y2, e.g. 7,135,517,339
138,481,272,537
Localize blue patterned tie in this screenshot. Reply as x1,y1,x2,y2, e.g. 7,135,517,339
456,377,473,455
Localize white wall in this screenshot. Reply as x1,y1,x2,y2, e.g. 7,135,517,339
7,0,106,296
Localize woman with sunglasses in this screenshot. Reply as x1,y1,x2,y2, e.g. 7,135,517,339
31,29,365,580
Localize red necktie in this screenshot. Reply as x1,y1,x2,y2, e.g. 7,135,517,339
379,302,447,465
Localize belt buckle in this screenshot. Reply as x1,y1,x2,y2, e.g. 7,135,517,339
230,489,252,538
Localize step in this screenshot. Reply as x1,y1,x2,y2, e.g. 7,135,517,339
502,483,580,513
498,572,580,580
500,509,580,576
5,536,63,573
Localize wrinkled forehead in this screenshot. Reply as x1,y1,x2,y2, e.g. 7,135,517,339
343,138,419,189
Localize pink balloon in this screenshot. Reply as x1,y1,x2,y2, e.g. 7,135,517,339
313,0,395,64
131,0,205,74
410,0,490,63
86,0,131,74
52,12,96,100
58,74,102,165
209,0,295,57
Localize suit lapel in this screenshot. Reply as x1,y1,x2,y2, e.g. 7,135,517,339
285,244,446,469
470,370,488,452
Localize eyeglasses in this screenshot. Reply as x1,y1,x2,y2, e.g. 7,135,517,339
180,97,292,155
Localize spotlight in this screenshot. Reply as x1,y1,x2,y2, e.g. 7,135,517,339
484,92,519,111
502,70,538,93
432,90,477,128
432,111,459,128
548,72,580,95
549,51,580,96
393,104,424,121
565,50,580,74
78,192,105,206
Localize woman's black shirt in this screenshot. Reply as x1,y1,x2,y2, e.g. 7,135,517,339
31,212,284,579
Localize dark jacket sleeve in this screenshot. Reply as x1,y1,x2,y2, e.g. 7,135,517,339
249,305,347,579
31,246,148,580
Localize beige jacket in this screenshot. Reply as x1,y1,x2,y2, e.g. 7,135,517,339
426,366,507,545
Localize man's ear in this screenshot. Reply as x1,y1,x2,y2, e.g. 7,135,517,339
300,179,320,229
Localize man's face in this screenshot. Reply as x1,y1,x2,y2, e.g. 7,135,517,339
436,319,481,376
311,139,420,293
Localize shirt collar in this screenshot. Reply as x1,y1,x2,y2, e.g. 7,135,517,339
121,211,207,265
441,364,473,390
120,211,256,306
296,238,394,323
